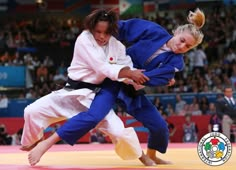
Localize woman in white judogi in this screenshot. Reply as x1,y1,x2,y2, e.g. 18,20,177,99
22,9,153,166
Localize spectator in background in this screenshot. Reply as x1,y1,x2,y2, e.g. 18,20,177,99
11,128,23,145
173,79,188,93
199,96,209,114
186,96,201,115
162,112,176,142
164,103,175,116
90,129,107,144
192,45,207,76
183,114,198,143
206,102,217,115
153,97,164,112
191,104,202,116
25,88,37,99
0,51,9,64
12,51,24,66
204,69,213,87
200,84,212,93
212,78,224,93
175,94,187,115
36,63,48,83
58,61,67,75
0,94,8,108
0,124,12,145
53,68,67,84
43,56,54,69
208,113,222,133
225,48,236,63
215,86,236,141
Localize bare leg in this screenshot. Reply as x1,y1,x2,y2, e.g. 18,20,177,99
139,151,156,166
146,148,171,164
28,132,60,166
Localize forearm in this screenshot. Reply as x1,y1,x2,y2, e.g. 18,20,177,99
143,72,175,86
118,67,132,79
118,67,149,85
143,65,176,86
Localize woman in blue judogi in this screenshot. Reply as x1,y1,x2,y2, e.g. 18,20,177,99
114,9,205,162
30,8,205,164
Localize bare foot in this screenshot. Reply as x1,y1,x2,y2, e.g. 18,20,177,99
149,156,172,165
146,148,172,165
139,152,156,166
28,140,49,166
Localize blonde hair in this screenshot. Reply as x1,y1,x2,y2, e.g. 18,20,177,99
173,8,205,47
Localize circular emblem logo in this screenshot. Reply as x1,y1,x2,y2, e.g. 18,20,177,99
197,132,232,166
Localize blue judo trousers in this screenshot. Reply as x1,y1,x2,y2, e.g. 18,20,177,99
117,86,169,153
57,78,169,153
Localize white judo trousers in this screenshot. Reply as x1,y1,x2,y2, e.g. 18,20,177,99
21,88,142,160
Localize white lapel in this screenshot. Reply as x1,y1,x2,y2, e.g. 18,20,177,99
86,30,107,61
106,36,117,64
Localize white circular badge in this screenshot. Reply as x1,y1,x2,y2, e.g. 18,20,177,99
197,132,232,166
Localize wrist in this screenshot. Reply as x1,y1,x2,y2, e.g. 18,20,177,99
118,67,131,78
126,69,132,79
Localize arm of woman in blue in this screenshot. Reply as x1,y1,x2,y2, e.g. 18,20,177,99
118,18,184,87
143,54,184,86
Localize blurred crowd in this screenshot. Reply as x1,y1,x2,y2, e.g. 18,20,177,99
0,5,235,99
1,4,236,144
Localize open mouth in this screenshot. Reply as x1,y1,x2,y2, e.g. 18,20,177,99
97,40,105,45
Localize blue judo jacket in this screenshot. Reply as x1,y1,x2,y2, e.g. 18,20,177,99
118,18,184,87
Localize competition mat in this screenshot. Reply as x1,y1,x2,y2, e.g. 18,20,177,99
0,143,235,170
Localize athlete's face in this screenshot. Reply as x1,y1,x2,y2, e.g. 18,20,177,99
92,21,111,46
168,31,196,54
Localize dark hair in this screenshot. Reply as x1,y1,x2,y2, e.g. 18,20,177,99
83,9,118,36
224,85,233,91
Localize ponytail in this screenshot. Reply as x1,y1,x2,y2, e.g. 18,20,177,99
187,8,205,29
173,8,205,47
